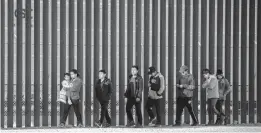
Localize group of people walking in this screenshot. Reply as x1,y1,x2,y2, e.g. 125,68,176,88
57,65,231,128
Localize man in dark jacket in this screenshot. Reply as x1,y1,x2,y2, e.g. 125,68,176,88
215,69,230,125
174,65,198,126
146,66,165,127
95,69,113,128
124,65,144,128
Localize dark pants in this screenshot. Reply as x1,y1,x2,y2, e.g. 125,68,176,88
99,101,111,124
60,99,82,125
146,98,161,124
175,97,198,124
207,98,222,124
215,99,225,123
126,98,143,125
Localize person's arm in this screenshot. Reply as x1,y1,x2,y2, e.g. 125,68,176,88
107,80,113,98
183,76,195,90
202,78,216,89
157,75,165,95
137,78,144,98
224,79,231,96
62,81,70,91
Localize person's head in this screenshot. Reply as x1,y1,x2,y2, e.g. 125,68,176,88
179,65,189,76
131,65,139,76
64,73,71,81
99,69,107,79
216,69,223,79
69,69,79,79
202,68,211,79
148,66,157,76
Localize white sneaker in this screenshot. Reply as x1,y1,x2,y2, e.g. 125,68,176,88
148,117,157,127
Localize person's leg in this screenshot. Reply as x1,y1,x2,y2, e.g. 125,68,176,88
146,98,155,120
155,99,161,125
185,97,198,124
72,99,82,126
175,97,186,125
126,98,135,123
99,102,107,123
207,99,214,125
135,101,143,125
60,103,71,124
215,100,222,124
104,102,111,124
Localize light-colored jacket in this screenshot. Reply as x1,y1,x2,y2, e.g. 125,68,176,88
202,75,219,99
148,72,165,99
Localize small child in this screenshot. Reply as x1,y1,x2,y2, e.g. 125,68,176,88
57,73,73,105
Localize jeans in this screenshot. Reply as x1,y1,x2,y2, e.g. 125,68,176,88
175,97,198,124
146,98,161,124
60,99,82,125
126,98,143,125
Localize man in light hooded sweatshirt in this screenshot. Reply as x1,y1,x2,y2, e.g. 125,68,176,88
202,69,226,125
146,66,165,127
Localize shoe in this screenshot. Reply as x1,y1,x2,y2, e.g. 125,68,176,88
59,123,65,128
104,123,111,128
173,123,181,126
95,121,102,128
191,122,198,126
154,124,161,127
135,123,143,128
148,117,157,126
126,121,135,127
77,123,83,128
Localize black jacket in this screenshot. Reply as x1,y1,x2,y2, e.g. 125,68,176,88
124,74,144,99
95,77,113,102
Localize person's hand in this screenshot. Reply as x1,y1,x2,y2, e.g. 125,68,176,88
179,84,184,88
136,98,140,102
176,84,180,88
148,83,151,87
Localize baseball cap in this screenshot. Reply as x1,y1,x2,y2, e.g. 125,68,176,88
216,69,223,75
179,65,189,73
99,69,107,74
148,66,156,75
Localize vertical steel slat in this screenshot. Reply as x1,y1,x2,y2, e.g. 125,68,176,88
48,0,52,127
189,0,193,124
56,0,60,127
254,0,258,124
230,0,234,124
21,0,26,128
222,0,226,121
246,0,250,124
115,0,120,126
65,0,69,125
165,0,169,125
4,0,9,128
124,0,128,125
13,0,17,128
197,0,202,125
73,0,77,126
108,0,112,121
157,0,160,70
173,0,177,124
149,0,152,66
205,0,210,124
213,0,218,122
99,0,103,69
82,0,86,127
238,0,242,124
0,0,1,126
132,0,136,121
90,0,94,126
181,0,185,66
140,0,145,126
39,0,43,126
30,0,35,127
4,0,8,128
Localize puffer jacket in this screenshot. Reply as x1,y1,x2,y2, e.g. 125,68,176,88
177,74,195,98
148,72,165,99
218,77,231,100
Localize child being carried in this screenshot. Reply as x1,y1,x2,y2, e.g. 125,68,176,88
57,73,73,105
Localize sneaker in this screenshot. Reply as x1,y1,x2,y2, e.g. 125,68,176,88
191,122,198,126
104,123,111,128
59,123,65,128
126,121,135,127
77,123,83,128
135,123,143,128
95,121,102,128
148,117,157,126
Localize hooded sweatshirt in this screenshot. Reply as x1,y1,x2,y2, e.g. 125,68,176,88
202,75,219,99
148,72,165,99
